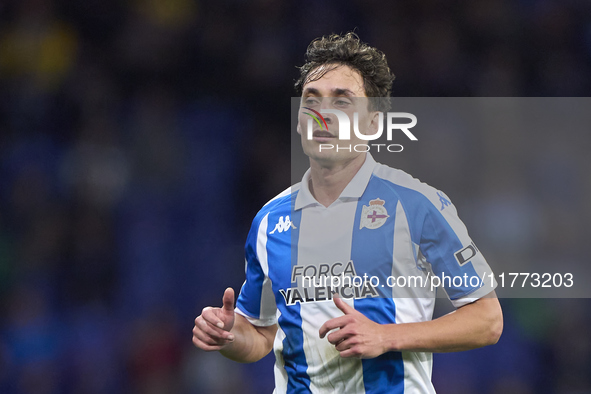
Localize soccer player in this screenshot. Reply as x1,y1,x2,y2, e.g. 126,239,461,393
193,33,503,393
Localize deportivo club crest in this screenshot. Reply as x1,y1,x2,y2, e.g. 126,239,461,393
360,198,390,230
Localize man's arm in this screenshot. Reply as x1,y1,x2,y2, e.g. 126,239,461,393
193,287,277,363
388,293,502,353
220,314,277,363
319,291,503,358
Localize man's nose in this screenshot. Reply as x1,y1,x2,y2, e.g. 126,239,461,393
319,98,335,124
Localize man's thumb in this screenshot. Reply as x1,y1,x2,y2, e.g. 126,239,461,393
334,295,355,314
222,287,235,313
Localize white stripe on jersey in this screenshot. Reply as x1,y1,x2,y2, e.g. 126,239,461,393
400,352,435,394
297,198,365,393
263,186,293,207
391,200,436,393
273,324,288,394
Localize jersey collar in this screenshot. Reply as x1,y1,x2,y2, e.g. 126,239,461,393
294,154,377,210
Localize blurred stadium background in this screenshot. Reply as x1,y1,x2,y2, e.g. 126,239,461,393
1,0,591,393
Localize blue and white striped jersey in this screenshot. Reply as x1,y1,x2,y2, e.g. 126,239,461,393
236,154,496,394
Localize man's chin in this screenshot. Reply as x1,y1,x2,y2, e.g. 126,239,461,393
302,145,364,165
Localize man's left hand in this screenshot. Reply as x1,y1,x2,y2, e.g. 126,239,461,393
319,297,389,359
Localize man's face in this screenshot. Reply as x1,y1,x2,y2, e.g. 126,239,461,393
297,64,380,165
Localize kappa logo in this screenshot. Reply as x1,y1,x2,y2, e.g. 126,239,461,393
437,191,451,211
359,198,390,230
269,215,297,234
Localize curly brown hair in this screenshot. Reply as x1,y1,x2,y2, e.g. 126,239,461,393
294,32,395,112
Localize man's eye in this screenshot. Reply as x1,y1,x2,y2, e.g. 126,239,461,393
335,99,351,107
304,98,319,105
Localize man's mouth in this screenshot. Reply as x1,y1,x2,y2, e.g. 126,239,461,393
312,130,335,139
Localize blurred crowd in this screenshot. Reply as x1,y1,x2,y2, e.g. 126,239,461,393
1,0,590,393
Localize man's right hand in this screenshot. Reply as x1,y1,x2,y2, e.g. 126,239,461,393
192,287,236,351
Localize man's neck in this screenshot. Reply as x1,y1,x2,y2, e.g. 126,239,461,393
308,154,366,207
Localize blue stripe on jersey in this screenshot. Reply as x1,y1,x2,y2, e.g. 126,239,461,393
275,202,312,393
420,207,479,299
352,177,404,393
356,298,405,394
351,177,398,298
378,178,482,301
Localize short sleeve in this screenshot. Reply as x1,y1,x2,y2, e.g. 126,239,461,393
235,212,278,326
419,193,497,308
